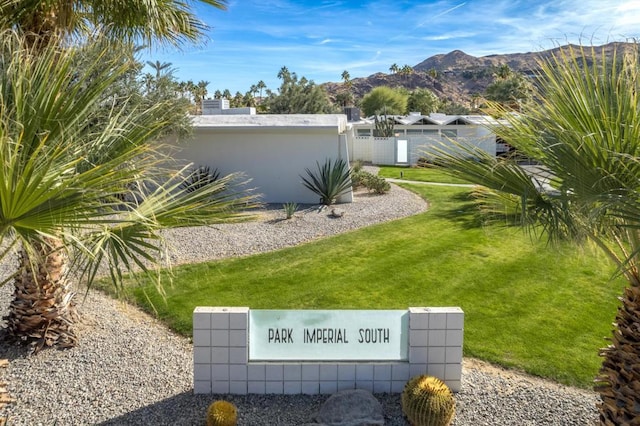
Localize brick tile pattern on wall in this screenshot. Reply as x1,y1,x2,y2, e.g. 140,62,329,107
193,306,464,394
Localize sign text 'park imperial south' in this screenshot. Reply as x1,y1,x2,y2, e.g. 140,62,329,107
249,310,409,361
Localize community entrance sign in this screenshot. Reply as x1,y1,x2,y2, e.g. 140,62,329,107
193,306,464,395
249,310,408,361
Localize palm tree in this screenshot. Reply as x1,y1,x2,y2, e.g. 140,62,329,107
400,64,414,82
193,80,209,114
428,44,640,424
256,80,267,100
0,0,228,47
389,63,399,74
341,70,351,86
147,60,173,79
0,0,232,351
494,63,513,79
0,31,257,351
250,84,258,98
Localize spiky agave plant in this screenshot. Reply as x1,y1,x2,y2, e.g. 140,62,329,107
300,158,352,206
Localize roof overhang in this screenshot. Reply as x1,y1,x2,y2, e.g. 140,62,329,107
192,114,348,133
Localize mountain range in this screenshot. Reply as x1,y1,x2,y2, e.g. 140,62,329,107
323,42,634,108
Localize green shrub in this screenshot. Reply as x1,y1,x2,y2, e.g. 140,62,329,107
350,170,367,189
301,158,352,205
366,175,390,194
351,170,390,194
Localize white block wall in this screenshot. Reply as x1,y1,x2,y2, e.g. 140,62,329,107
193,307,464,395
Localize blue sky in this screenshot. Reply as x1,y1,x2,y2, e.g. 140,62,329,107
142,0,640,95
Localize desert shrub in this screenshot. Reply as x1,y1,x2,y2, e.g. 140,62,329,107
282,202,298,219
301,158,352,205
351,160,364,173
366,175,391,194
350,170,367,189
352,170,390,194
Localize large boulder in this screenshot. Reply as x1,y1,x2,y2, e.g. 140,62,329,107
310,389,384,426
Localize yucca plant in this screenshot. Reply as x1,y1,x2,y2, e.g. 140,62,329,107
0,31,258,351
300,158,352,206
282,202,298,219
428,43,640,424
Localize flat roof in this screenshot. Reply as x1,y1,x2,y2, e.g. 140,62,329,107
192,114,348,132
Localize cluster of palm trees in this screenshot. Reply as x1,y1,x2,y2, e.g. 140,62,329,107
389,63,415,80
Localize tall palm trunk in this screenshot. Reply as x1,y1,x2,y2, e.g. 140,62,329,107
595,284,640,424
4,237,77,352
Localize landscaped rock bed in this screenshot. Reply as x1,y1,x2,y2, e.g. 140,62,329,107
0,182,598,425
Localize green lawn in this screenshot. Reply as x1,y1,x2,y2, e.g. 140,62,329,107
113,183,625,389
377,165,471,184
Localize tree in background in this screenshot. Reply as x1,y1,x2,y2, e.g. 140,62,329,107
400,64,414,81
429,44,640,424
485,65,532,110
192,80,210,114
407,88,440,115
439,100,470,115
389,63,399,74
360,86,408,116
147,60,173,79
264,67,336,114
337,70,354,107
256,80,267,100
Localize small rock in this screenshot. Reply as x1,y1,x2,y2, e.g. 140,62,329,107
330,208,345,218
312,389,384,426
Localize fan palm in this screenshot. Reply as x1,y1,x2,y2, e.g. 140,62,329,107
428,44,640,424
0,0,227,47
0,31,257,351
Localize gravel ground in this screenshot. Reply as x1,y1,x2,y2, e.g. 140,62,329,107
0,180,599,425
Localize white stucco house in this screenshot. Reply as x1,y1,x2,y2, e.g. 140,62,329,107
173,100,503,204
348,112,502,166
175,113,352,204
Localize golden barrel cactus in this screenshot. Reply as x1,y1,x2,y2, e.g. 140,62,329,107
401,375,455,426
206,400,238,426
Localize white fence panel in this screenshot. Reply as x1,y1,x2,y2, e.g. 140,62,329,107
371,137,395,165
351,136,372,163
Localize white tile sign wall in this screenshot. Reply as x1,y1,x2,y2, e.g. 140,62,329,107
193,307,464,395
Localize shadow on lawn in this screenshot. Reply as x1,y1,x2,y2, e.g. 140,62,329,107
431,191,522,231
